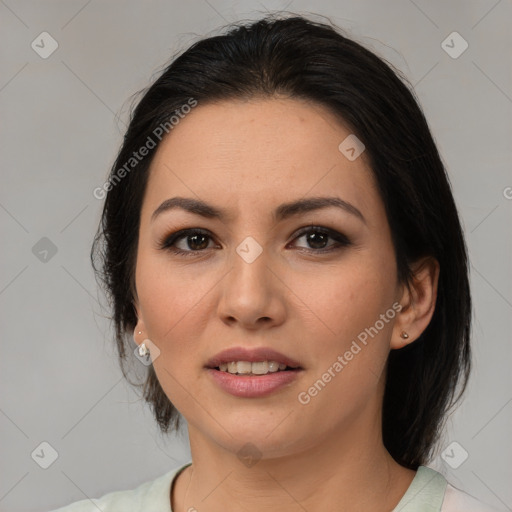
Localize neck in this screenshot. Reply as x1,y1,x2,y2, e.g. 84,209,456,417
172,418,415,512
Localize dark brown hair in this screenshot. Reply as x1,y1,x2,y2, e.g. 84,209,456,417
91,12,471,469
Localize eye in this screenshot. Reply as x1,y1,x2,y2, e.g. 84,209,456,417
158,228,217,257
290,226,351,253
158,226,351,257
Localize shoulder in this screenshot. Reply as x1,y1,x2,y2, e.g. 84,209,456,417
441,483,502,512
47,463,191,512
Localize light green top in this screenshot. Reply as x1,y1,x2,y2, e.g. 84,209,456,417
48,463,493,511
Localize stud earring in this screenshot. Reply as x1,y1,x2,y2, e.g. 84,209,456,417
400,331,409,339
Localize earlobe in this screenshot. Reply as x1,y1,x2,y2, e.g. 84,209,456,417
132,302,146,344
133,322,146,345
391,256,440,350
391,326,414,350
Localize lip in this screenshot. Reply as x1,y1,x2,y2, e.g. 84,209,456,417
205,346,302,369
206,368,303,398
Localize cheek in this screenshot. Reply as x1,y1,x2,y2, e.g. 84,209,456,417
293,259,396,416
297,252,397,340
135,252,216,351
134,254,216,410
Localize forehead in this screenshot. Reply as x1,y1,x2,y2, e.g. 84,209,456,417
143,97,379,223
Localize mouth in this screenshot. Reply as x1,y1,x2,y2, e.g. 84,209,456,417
204,347,304,396
205,346,303,375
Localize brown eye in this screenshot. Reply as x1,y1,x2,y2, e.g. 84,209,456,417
291,226,351,253
180,232,210,251
159,229,217,256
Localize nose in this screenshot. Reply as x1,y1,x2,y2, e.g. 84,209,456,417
217,246,286,330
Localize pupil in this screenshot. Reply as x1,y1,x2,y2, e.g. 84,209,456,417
189,234,208,250
308,232,327,249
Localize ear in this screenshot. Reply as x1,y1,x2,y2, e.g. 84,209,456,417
132,301,146,346
391,256,440,350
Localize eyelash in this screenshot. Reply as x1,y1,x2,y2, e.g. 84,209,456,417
158,226,352,258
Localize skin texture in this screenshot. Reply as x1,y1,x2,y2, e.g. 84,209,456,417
132,97,439,512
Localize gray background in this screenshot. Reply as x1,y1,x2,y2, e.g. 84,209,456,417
1,1,511,511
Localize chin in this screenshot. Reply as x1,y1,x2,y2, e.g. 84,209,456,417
210,416,312,455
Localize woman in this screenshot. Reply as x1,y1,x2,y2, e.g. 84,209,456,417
51,12,499,512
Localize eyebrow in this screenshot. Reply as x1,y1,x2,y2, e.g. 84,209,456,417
151,196,366,225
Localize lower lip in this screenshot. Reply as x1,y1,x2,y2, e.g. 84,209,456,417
206,368,303,398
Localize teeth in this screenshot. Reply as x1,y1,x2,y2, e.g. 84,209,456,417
217,361,292,375
249,361,266,374
237,361,252,374
268,361,280,372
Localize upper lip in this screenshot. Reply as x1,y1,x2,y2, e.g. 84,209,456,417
205,347,302,369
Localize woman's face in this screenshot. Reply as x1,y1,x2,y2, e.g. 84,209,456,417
134,97,404,457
